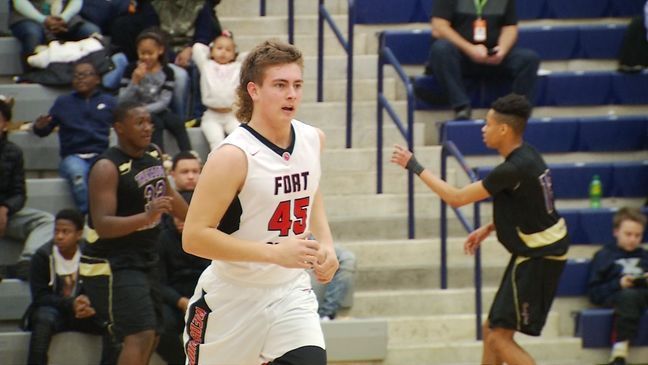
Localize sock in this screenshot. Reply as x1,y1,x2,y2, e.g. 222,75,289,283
610,340,629,360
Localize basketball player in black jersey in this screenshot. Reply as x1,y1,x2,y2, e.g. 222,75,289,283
81,101,188,365
392,94,569,365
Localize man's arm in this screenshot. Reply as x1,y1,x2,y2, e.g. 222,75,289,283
166,178,188,222
391,144,490,207
310,129,339,283
88,159,171,238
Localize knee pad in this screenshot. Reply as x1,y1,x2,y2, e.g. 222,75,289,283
269,346,326,365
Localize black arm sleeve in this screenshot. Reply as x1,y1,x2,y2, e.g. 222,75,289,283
502,0,518,26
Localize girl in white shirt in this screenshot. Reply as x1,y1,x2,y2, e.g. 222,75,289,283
193,30,241,150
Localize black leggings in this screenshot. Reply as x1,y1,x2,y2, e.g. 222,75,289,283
151,109,192,152
269,346,326,365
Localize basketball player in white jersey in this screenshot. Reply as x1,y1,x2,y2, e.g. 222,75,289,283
181,40,339,365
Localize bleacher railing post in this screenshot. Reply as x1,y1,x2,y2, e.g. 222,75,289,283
376,37,384,195
345,0,355,148
474,202,483,340
317,0,324,102
260,0,266,16
440,144,448,289
288,0,295,44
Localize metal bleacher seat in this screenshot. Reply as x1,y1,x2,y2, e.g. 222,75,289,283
561,207,648,244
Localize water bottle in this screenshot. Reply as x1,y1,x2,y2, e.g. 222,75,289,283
589,174,602,208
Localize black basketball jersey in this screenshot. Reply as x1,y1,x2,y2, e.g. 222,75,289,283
85,146,167,269
482,143,569,257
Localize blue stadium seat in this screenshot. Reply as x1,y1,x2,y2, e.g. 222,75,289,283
516,0,547,19
611,161,648,198
612,71,648,105
546,0,609,19
550,162,614,199
556,259,590,296
562,208,615,244
579,308,648,347
440,120,493,155
542,71,612,106
610,0,647,17
518,26,579,60
475,161,648,199
355,0,425,24
578,24,626,59
382,30,432,65
578,115,648,152
524,118,580,153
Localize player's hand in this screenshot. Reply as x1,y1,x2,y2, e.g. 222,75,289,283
313,245,339,284
620,275,634,289
272,232,320,269
467,44,489,64
464,223,493,255
391,144,413,169
175,47,193,68
177,297,189,313
146,196,173,225
73,295,96,318
34,115,52,129
132,62,148,84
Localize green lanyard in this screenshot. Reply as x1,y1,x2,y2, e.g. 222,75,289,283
474,0,488,18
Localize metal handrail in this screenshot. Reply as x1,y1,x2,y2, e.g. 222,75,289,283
259,0,295,44
376,30,484,338
317,0,354,148
376,33,415,238
441,140,483,341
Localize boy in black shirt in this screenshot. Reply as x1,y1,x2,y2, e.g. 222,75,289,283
588,207,648,365
24,209,107,365
392,94,569,365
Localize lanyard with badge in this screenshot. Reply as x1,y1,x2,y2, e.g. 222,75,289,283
473,0,488,43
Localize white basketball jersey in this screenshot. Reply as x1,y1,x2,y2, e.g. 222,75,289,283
210,119,322,286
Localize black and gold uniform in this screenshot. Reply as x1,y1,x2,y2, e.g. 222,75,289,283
482,142,570,336
80,145,166,342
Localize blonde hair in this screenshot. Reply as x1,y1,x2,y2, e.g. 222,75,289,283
236,40,303,123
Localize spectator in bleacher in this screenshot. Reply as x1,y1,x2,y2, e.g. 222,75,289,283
424,0,540,120
119,28,192,153
193,30,241,150
81,101,188,365
9,0,101,61
0,96,54,282
168,0,223,121
32,61,116,216
588,207,648,365
156,190,210,364
391,94,569,365
312,245,356,321
154,151,202,363
617,0,648,73
23,208,112,365
169,150,201,192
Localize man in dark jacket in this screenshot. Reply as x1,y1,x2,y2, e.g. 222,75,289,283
156,190,210,364
33,62,116,215
588,207,648,365
0,96,54,281
24,209,108,365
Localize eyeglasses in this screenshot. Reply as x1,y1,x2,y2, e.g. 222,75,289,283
73,71,97,79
